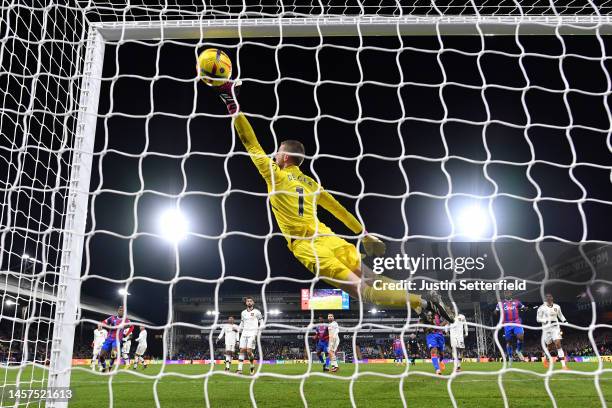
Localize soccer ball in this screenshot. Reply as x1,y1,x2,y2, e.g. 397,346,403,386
197,48,232,86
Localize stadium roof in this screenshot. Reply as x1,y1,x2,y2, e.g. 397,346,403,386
2,273,152,324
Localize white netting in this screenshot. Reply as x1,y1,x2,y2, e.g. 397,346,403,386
0,1,87,405
1,1,611,407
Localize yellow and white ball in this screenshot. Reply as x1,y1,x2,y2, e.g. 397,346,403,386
197,48,232,86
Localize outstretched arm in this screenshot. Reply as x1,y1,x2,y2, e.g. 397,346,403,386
212,81,280,185
318,189,385,256
318,190,363,234
233,113,281,184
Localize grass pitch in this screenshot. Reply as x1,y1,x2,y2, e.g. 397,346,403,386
1,362,611,407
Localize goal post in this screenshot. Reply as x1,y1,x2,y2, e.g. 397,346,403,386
46,27,105,407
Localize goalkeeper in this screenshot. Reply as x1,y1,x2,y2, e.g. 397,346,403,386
209,80,451,320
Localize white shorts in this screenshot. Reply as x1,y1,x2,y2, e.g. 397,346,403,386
239,334,257,350
450,337,465,349
135,344,147,356
224,341,236,353
329,337,340,352
93,346,102,358
542,326,562,345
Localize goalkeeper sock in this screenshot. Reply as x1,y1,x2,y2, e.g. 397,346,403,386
557,348,566,367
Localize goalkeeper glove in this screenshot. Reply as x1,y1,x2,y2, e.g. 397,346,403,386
362,234,386,257
214,80,241,114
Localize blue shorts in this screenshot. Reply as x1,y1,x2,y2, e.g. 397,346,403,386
426,333,445,352
504,325,524,341
101,338,120,353
316,340,328,353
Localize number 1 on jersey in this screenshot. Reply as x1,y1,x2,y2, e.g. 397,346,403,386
296,187,304,216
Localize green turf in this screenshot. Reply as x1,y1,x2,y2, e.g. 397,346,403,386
0,362,610,407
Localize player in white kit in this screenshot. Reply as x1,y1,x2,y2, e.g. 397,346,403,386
449,313,469,371
237,297,263,375
537,293,569,370
133,326,148,369
121,328,132,368
217,316,240,371
91,324,107,371
327,313,340,373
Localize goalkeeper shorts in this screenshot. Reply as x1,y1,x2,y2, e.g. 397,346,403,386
290,235,360,283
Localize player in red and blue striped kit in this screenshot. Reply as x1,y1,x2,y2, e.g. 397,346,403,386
392,336,404,365
99,306,133,372
313,316,330,372
495,291,526,364
422,311,449,375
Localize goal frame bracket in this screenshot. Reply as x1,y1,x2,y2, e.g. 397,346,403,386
46,27,105,408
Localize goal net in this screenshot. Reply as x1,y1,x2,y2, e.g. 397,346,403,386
1,1,611,407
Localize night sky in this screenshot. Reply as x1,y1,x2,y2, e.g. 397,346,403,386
82,33,612,325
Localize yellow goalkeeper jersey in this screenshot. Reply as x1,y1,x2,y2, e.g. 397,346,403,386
233,113,364,243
